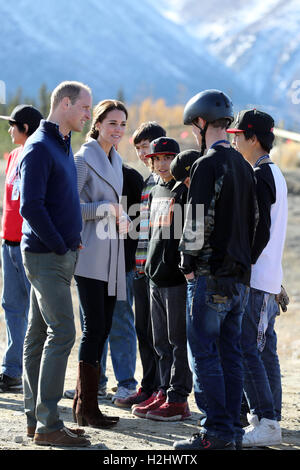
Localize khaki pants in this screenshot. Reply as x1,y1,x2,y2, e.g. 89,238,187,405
22,250,78,433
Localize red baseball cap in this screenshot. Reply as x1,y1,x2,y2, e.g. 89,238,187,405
145,137,180,158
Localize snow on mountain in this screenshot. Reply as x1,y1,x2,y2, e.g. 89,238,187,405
0,0,255,110
157,0,300,129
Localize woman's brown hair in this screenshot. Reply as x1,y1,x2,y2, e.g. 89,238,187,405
86,99,128,141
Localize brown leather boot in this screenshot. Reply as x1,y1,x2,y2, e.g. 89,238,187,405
95,362,120,424
75,361,119,428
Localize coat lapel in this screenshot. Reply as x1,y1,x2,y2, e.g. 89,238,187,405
82,138,123,196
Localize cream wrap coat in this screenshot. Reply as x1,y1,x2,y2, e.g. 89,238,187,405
74,138,126,301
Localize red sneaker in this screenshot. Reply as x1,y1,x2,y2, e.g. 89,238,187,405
132,390,166,418
146,401,192,421
114,387,151,408
131,391,158,410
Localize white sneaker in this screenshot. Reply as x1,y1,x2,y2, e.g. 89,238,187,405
243,418,282,447
243,413,259,432
63,386,108,399
111,386,136,403
97,385,108,398
63,389,75,399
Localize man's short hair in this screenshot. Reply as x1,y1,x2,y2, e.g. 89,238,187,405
50,81,91,110
132,121,166,145
209,118,232,129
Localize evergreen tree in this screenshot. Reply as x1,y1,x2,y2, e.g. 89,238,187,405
38,83,50,117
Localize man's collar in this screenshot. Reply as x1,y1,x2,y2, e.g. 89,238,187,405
41,120,72,153
44,120,71,140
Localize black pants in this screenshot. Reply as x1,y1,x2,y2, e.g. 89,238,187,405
133,274,160,394
75,275,116,367
150,282,192,402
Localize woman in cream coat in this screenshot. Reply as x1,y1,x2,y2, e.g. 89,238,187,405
72,100,129,429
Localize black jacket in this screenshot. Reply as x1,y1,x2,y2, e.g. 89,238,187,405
179,145,258,286
145,178,187,287
121,163,144,272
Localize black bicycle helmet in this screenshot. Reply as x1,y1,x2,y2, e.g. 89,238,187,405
183,89,234,125
183,89,234,155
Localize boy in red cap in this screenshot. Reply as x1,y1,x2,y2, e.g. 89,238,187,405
132,137,193,422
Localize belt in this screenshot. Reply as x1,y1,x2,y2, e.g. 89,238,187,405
4,240,20,246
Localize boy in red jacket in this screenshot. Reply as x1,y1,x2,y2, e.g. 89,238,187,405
0,105,42,392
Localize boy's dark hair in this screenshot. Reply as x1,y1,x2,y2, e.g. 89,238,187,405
14,122,28,135
244,129,275,153
132,121,166,145
14,119,41,137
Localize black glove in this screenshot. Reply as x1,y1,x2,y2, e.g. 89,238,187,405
207,276,239,299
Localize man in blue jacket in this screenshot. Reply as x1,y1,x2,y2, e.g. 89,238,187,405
19,81,92,447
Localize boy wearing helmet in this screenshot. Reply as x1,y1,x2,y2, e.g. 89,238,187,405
174,90,258,450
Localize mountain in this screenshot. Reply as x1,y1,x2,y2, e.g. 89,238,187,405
0,0,254,110
157,0,300,130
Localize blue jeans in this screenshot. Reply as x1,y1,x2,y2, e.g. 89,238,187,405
187,275,249,442
100,270,137,389
186,277,208,414
1,243,30,378
241,288,281,421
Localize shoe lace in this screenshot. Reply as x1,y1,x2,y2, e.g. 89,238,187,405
139,393,157,407
62,427,77,438
157,401,169,409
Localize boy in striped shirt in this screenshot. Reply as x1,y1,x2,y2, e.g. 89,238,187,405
114,121,166,409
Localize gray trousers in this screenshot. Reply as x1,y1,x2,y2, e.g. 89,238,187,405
149,282,192,403
22,250,78,433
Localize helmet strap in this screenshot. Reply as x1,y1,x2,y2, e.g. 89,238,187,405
200,122,208,156
192,120,208,156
